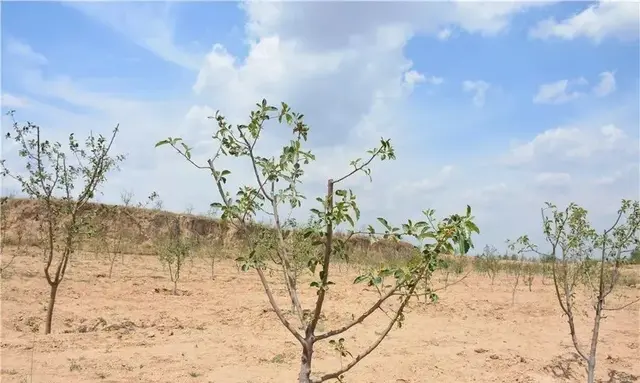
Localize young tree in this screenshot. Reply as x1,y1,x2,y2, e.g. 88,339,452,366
0,193,23,276
157,99,479,382
0,112,123,334
629,246,640,264
155,217,193,295
524,201,640,383
505,236,534,305
94,202,136,278
193,232,224,280
476,244,501,287
522,260,541,292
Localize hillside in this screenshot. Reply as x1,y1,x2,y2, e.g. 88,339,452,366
0,197,417,263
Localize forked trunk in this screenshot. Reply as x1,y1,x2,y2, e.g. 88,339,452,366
44,282,59,334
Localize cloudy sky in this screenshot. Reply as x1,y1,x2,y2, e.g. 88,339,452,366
1,1,639,254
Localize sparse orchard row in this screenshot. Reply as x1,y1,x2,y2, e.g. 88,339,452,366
1,102,639,383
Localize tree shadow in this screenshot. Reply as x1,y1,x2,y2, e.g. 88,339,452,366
543,353,584,380
600,370,639,383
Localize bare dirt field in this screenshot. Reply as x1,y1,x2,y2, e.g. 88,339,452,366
1,251,639,383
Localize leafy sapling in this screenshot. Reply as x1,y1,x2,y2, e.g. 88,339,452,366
157,99,480,383
0,111,123,334
505,236,535,305
522,261,539,292
476,244,501,287
155,218,193,295
523,200,640,383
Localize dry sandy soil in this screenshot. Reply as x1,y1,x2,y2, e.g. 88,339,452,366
1,250,639,383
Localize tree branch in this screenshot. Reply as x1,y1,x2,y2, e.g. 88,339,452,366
313,278,420,382
315,281,402,341
254,266,305,345
603,297,640,311
333,148,382,185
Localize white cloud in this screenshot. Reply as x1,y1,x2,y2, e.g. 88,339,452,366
529,1,640,43
535,172,572,187
593,71,616,97
403,71,443,88
65,2,202,70
3,1,638,254
5,37,48,66
404,70,426,87
505,124,633,167
1,93,30,108
437,28,453,40
533,78,587,104
396,165,454,195
426,75,444,85
462,80,490,107
593,163,638,186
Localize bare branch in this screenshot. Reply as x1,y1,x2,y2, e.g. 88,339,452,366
313,279,419,383
255,266,306,345
315,281,402,341
603,297,640,311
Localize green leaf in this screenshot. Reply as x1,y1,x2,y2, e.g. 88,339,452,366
378,268,393,277
353,275,369,284
377,217,390,229
155,139,170,147
465,220,480,234
345,214,355,227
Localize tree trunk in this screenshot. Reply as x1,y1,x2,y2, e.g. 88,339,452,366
173,279,178,295
586,360,596,383
587,299,603,383
108,256,116,278
298,341,313,383
45,283,59,335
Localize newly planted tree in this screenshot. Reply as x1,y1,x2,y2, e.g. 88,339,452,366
522,261,540,292
157,99,479,382
437,252,470,291
0,112,123,334
94,203,136,278
155,218,193,295
524,200,640,383
196,233,224,280
476,244,501,287
505,236,534,305
0,193,24,276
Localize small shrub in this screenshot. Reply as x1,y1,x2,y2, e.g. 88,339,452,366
628,246,640,265
155,218,194,295
475,245,501,287
521,261,540,291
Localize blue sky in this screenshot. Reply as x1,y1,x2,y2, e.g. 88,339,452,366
1,1,639,253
